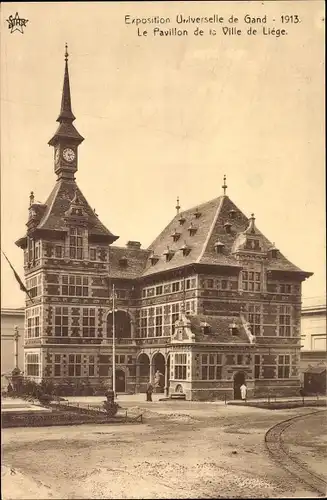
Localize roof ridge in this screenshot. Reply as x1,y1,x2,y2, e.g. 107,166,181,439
38,181,62,229
196,196,224,263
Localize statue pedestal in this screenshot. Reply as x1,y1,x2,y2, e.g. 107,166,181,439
154,386,164,394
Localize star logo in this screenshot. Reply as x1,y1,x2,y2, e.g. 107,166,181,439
6,12,29,34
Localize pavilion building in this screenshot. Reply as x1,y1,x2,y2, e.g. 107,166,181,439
15,47,313,400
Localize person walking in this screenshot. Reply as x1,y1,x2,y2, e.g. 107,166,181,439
240,383,247,401
146,382,153,402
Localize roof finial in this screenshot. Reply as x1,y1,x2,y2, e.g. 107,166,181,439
65,43,69,62
29,191,34,206
222,175,227,196
176,196,181,215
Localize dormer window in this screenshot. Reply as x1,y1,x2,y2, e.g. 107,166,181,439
171,229,181,242
193,208,201,219
214,240,225,254
180,242,191,256
188,223,197,236
119,256,128,267
149,252,159,266
269,245,279,259
224,222,232,234
163,247,174,262
178,214,186,225
200,322,211,335
229,210,236,219
245,238,261,251
230,322,239,336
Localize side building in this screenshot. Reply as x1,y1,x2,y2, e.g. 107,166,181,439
15,48,313,400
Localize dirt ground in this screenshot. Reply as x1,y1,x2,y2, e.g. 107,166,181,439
2,402,326,499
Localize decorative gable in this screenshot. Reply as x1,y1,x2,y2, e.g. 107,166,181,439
172,311,195,343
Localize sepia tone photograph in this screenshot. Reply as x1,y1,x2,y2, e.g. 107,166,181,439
1,1,325,499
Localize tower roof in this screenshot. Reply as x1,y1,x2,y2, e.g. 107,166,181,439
48,45,84,146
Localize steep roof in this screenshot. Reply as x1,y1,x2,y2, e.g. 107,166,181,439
36,179,118,242
108,246,150,279
189,314,251,344
142,195,307,277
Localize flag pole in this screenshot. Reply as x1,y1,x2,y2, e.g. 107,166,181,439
112,283,116,397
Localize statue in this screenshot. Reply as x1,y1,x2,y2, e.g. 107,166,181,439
154,370,164,393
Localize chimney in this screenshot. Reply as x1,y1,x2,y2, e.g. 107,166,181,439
126,241,141,249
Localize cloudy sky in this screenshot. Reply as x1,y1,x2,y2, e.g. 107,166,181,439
1,1,325,308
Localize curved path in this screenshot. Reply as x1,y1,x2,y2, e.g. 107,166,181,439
265,410,327,496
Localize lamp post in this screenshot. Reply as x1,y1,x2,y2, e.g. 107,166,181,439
14,325,20,371
110,284,117,397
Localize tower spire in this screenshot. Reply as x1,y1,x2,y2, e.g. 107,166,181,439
48,45,84,148
57,43,75,123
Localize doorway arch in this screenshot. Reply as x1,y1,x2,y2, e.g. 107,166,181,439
233,371,246,400
115,369,126,393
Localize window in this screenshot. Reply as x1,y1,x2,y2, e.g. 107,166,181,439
237,354,243,365
89,248,97,261
54,354,61,377
279,306,291,336
201,353,222,380
221,280,228,290
206,279,214,289
88,355,95,376
280,284,292,294
140,309,148,337
155,306,163,337
68,354,82,376
171,303,180,333
156,285,163,295
34,242,41,260
26,307,41,338
174,353,187,379
185,300,196,314
62,275,89,297
82,308,96,337
26,275,42,298
247,305,261,335
69,228,84,260
254,355,261,379
25,353,40,376
278,355,290,378
172,281,180,292
55,246,63,258
242,271,261,291
186,278,196,290
54,307,69,337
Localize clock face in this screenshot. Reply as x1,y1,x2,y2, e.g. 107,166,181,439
62,148,76,163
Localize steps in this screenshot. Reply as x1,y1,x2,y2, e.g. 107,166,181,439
170,393,186,400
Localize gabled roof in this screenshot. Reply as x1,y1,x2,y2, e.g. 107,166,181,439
35,179,118,242
142,195,308,277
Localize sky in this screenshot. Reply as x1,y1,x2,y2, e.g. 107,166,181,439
1,1,325,308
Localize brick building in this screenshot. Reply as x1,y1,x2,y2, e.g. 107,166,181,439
15,49,313,400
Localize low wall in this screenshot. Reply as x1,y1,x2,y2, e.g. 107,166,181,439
1,409,109,428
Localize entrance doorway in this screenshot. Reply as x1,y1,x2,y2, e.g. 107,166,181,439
115,369,126,393
233,371,245,400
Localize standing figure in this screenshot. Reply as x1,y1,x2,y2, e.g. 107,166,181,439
240,383,247,401
146,382,153,402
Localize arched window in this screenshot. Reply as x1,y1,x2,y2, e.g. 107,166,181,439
106,310,131,339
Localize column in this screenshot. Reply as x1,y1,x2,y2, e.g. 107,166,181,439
164,361,169,397
149,360,153,384
135,363,140,393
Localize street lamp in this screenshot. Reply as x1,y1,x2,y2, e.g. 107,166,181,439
110,284,118,396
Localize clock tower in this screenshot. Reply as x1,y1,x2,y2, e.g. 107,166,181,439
48,44,84,180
